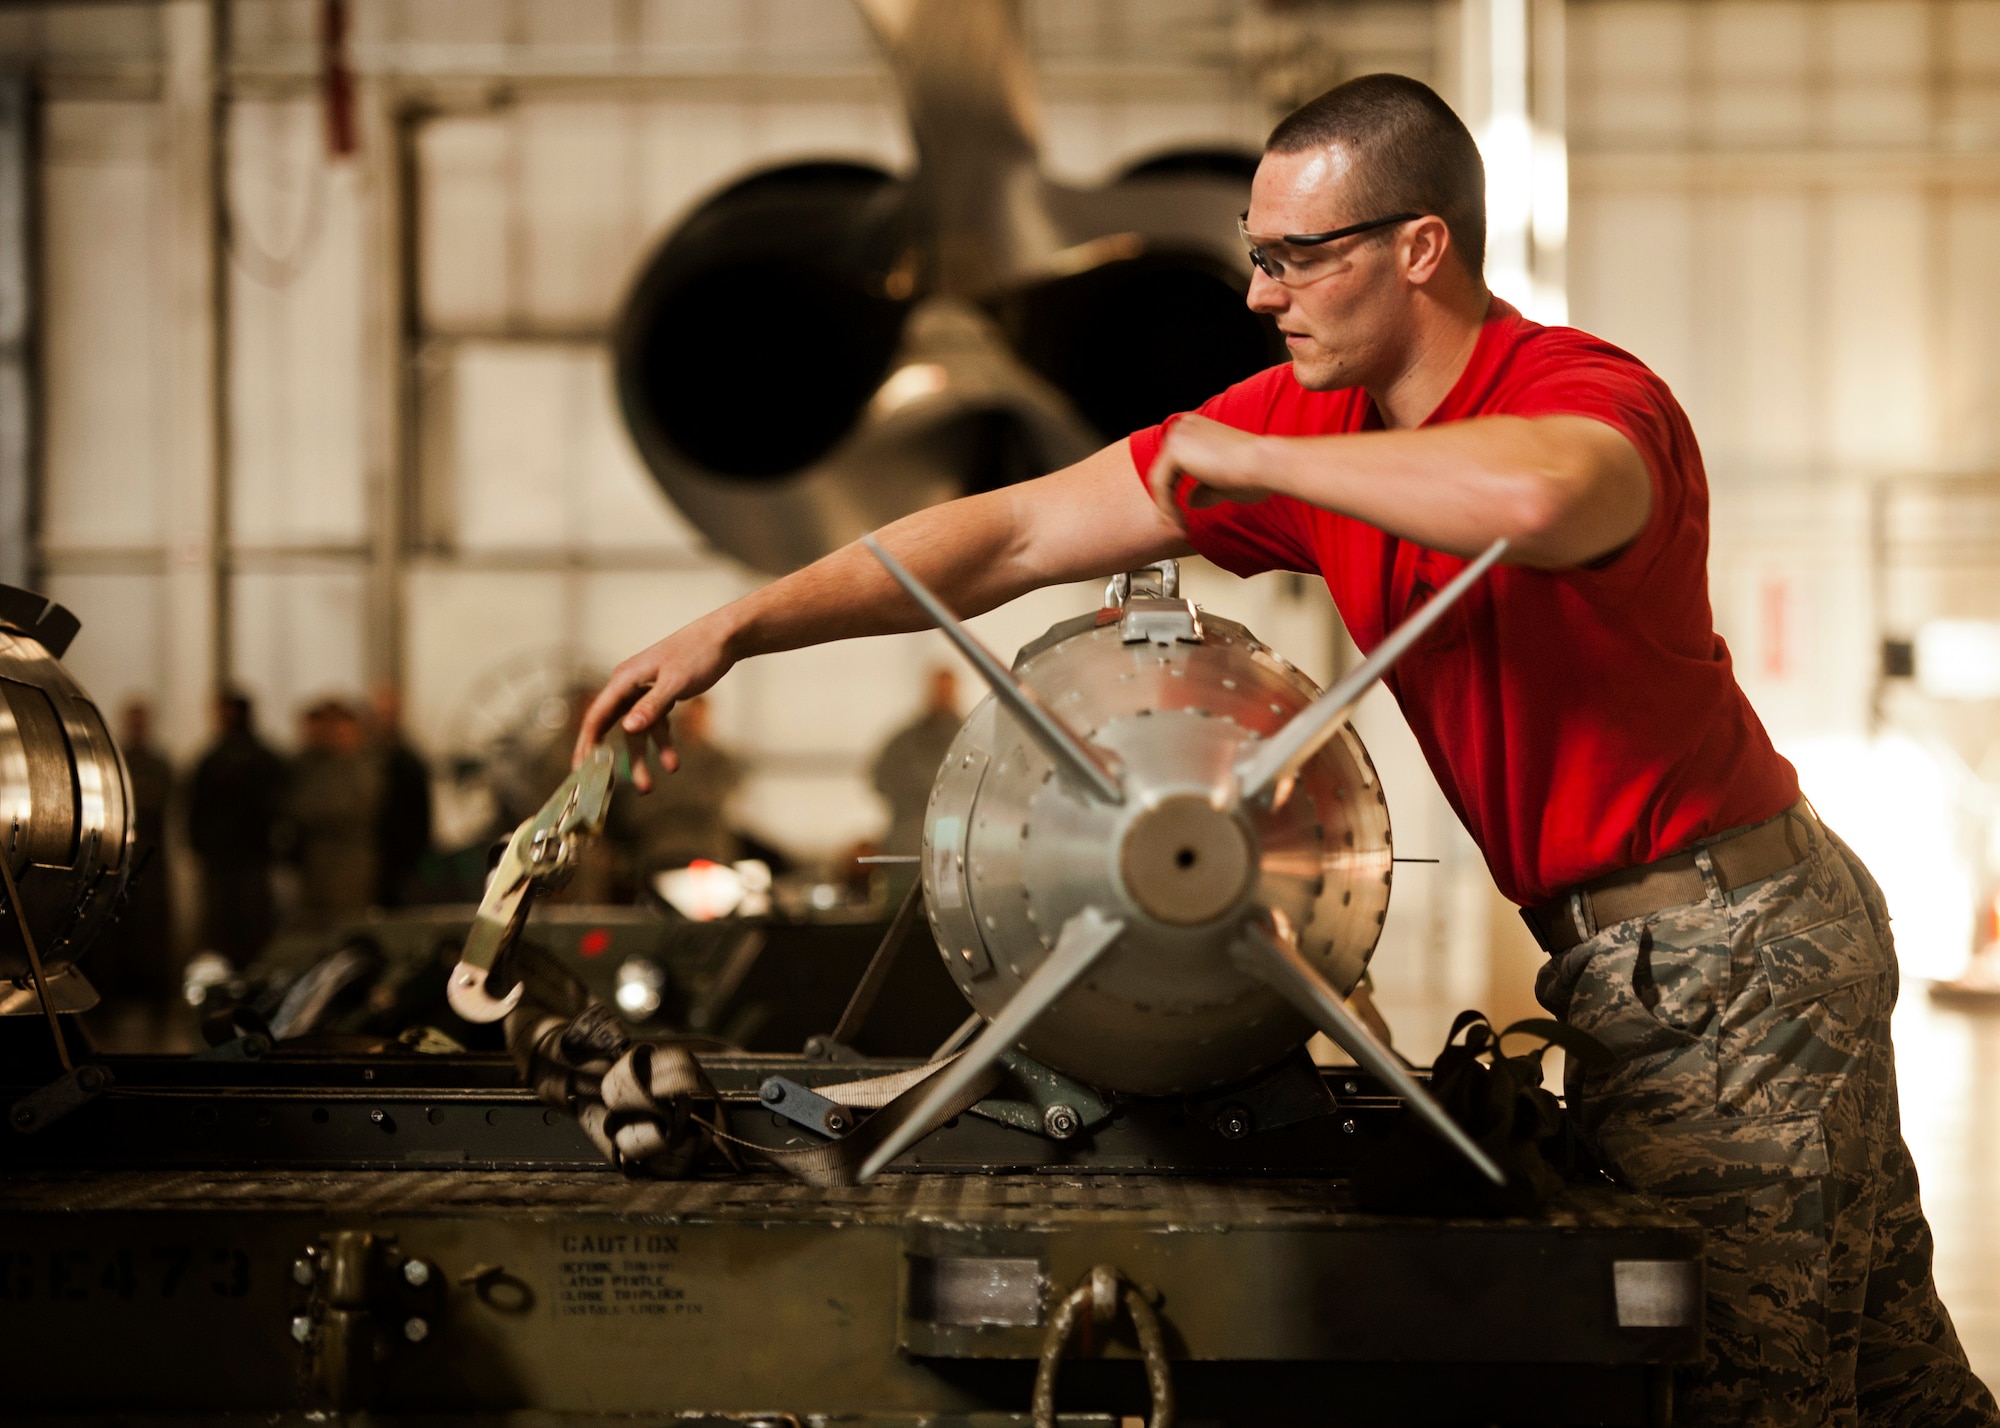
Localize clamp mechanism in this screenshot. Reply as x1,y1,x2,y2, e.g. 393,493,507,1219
446,731,628,1023
1105,559,1203,648
1102,559,1179,606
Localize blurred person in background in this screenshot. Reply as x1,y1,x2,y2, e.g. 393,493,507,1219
187,692,286,963
287,698,382,927
870,667,961,859
369,685,432,908
85,699,176,1039
608,696,743,883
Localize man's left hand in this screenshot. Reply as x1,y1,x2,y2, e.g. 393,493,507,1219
1143,414,1275,531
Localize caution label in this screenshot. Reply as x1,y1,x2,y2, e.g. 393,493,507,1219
553,1232,702,1318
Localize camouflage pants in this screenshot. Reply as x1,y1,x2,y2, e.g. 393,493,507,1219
1538,805,2000,1427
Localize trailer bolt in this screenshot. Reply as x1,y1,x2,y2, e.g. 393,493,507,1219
291,1257,315,1286
1043,1104,1081,1140
404,1316,430,1343
290,1315,313,1344
403,1258,431,1288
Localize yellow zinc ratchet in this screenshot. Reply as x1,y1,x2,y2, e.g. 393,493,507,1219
446,729,630,1023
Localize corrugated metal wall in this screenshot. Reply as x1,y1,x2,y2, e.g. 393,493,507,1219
14,0,2000,982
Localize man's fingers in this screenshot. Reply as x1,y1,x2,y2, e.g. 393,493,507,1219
574,676,640,769
1144,447,1191,532
627,735,680,795
615,689,684,795
621,683,674,739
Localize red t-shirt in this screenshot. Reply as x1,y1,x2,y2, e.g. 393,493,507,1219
1126,299,1799,906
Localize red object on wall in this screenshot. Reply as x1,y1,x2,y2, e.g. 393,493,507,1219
321,0,356,159
1759,575,1792,681
577,928,612,959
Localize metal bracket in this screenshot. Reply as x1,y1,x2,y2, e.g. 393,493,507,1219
1104,559,1201,647
759,1075,857,1138
1119,596,1203,647
8,1061,111,1133
964,1049,1113,1142
1184,1046,1337,1140
292,1230,443,1412
1103,559,1180,606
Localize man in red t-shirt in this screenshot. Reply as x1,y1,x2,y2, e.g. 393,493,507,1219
582,74,1995,1425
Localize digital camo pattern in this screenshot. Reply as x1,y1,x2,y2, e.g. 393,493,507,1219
1538,806,2000,1427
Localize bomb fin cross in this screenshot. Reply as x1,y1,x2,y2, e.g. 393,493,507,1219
861,534,1509,1187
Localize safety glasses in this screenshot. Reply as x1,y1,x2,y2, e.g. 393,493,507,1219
1238,212,1421,286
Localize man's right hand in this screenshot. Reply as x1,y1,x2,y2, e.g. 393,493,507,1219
573,614,733,792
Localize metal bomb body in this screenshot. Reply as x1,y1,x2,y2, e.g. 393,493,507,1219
445,538,1509,1186
0,595,133,1014
863,538,1509,1184
924,590,1392,1095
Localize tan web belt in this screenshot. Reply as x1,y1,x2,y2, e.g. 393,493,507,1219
1522,800,1816,955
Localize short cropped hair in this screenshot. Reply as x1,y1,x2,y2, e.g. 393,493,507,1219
1265,74,1486,281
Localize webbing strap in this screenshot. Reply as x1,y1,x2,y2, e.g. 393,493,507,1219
705,1056,1003,1188
814,1058,963,1109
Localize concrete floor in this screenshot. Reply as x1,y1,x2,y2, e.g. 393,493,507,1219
1895,989,2000,1391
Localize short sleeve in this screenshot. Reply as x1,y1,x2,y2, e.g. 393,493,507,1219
1126,366,1321,580
1484,332,1696,587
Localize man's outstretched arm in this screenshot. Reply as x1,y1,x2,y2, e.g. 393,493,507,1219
1145,412,1653,569
575,440,1190,782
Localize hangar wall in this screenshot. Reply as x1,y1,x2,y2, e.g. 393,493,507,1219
1567,0,2000,974
14,0,1415,853
8,0,2000,996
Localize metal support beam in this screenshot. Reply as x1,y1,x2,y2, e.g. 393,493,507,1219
357,78,409,695
0,72,33,593
1458,0,1567,324
160,0,224,752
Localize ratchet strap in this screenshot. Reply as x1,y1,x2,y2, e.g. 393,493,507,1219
708,1055,1002,1188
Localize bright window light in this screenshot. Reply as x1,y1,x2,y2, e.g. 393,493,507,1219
1785,733,1977,981
1915,620,2000,700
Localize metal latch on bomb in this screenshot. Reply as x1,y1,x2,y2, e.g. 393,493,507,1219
1105,559,1202,646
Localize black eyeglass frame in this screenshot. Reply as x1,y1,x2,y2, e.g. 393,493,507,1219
1238,211,1424,279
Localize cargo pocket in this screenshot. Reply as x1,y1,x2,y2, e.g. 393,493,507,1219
1757,907,1887,1013
1601,1111,1833,1396
1563,923,1725,1065
1598,1108,1828,1197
